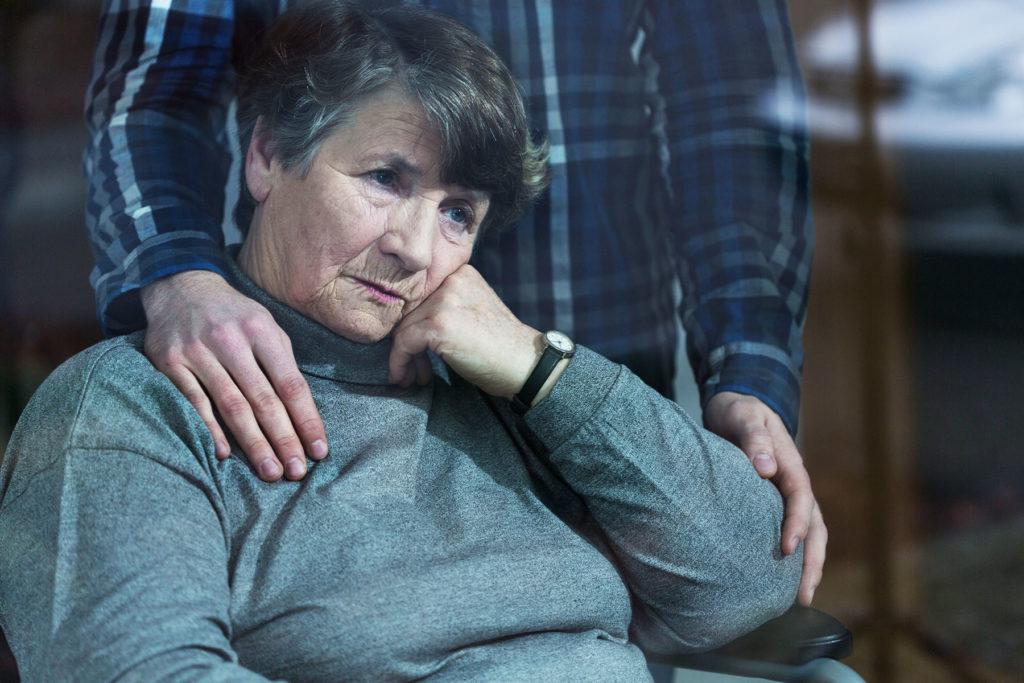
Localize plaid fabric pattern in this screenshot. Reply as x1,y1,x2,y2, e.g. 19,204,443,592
84,0,812,432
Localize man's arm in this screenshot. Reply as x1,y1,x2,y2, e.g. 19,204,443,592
649,0,822,601
84,0,326,479
526,350,803,654
649,0,813,433
84,0,238,334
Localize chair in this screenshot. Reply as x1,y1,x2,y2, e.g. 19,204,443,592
652,605,863,682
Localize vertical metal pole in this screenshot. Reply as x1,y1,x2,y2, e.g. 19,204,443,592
851,0,898,679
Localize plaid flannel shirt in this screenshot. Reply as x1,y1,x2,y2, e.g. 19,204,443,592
84,0,812,432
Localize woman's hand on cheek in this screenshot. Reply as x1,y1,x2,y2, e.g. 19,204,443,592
389,265,542,398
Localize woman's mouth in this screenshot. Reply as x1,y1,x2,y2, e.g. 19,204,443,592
355,278,404,305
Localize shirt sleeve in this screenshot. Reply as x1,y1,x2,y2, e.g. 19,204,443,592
83,0,241,335
520,347,803,653
648,0,813,434
0,343,274,681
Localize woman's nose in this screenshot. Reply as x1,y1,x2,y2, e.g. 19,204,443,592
379,202,436,272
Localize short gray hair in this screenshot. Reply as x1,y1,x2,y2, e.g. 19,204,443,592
237,0,549,234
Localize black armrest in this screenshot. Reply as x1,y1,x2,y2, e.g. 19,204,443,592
650,605,853,672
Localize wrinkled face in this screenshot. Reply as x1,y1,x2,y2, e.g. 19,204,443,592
239,86,489,343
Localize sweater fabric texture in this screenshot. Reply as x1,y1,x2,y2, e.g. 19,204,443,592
0,263,801,681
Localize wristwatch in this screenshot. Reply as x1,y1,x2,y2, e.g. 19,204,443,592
511,330,575,415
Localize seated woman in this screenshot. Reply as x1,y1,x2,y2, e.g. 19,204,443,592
0,2,801,680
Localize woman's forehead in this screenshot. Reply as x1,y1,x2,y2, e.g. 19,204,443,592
320,89,489,204
325,90,439,167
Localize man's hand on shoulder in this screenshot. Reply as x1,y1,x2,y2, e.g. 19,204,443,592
140,270,328,481
704,391,826,606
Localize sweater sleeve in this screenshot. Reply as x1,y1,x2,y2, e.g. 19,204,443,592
0,342,275,682
520,347,802,653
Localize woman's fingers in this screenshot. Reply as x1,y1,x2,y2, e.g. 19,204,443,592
389,321,436,389
388,265,540,397
413,350,434,386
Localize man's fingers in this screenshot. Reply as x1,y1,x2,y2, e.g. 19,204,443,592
797,502,827,605
215,349,310,481
737,425,778,478
140,272,321,481
186,351,285,481
769,423,824,601
768,421,825,599
161,363,231,459
704,391,826,597
705,392,779,477
770,431,813,553
778,479,813,555
254,335,328,461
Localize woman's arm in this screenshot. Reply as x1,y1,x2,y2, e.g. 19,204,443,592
0,342,273,681
388,265,802,652
519,348,803,654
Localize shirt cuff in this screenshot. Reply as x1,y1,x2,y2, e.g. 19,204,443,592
701,351,802,435
96,240,233,336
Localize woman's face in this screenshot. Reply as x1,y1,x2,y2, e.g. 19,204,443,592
240,86,490,343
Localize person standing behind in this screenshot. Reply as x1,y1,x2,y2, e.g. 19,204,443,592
84,0,823,605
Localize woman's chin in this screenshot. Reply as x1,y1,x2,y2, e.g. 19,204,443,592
343,329,390,344
302,297,401,344
324,315,396,344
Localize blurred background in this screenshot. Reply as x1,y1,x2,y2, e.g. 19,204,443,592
1,0,1022,681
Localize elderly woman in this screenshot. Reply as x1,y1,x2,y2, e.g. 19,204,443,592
0,2,801,680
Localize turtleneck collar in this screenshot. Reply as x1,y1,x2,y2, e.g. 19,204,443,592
226,258,413,386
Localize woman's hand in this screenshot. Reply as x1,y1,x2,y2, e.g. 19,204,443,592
704,391,826,605
388,265,543,399
141,270,328,481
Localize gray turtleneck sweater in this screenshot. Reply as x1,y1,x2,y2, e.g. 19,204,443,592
0,264,800,682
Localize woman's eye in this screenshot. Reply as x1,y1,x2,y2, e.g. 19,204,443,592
444,206,472,227
370,169,396,187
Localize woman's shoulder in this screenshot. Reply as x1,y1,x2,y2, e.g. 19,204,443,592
38,332,172,413
6,332,210,473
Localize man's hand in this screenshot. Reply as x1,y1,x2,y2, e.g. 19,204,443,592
388,265,542,399
140,270,328,481
704,391,826,606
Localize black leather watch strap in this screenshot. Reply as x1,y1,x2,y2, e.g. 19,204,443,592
511,331,574,414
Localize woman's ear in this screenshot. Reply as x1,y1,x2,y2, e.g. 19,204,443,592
245,117,276,203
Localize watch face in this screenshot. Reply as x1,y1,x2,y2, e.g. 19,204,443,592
545,330,575,354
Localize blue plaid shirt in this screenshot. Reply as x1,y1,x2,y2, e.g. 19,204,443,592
84,0,812,433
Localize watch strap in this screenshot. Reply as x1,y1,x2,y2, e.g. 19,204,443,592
511,333,573,414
